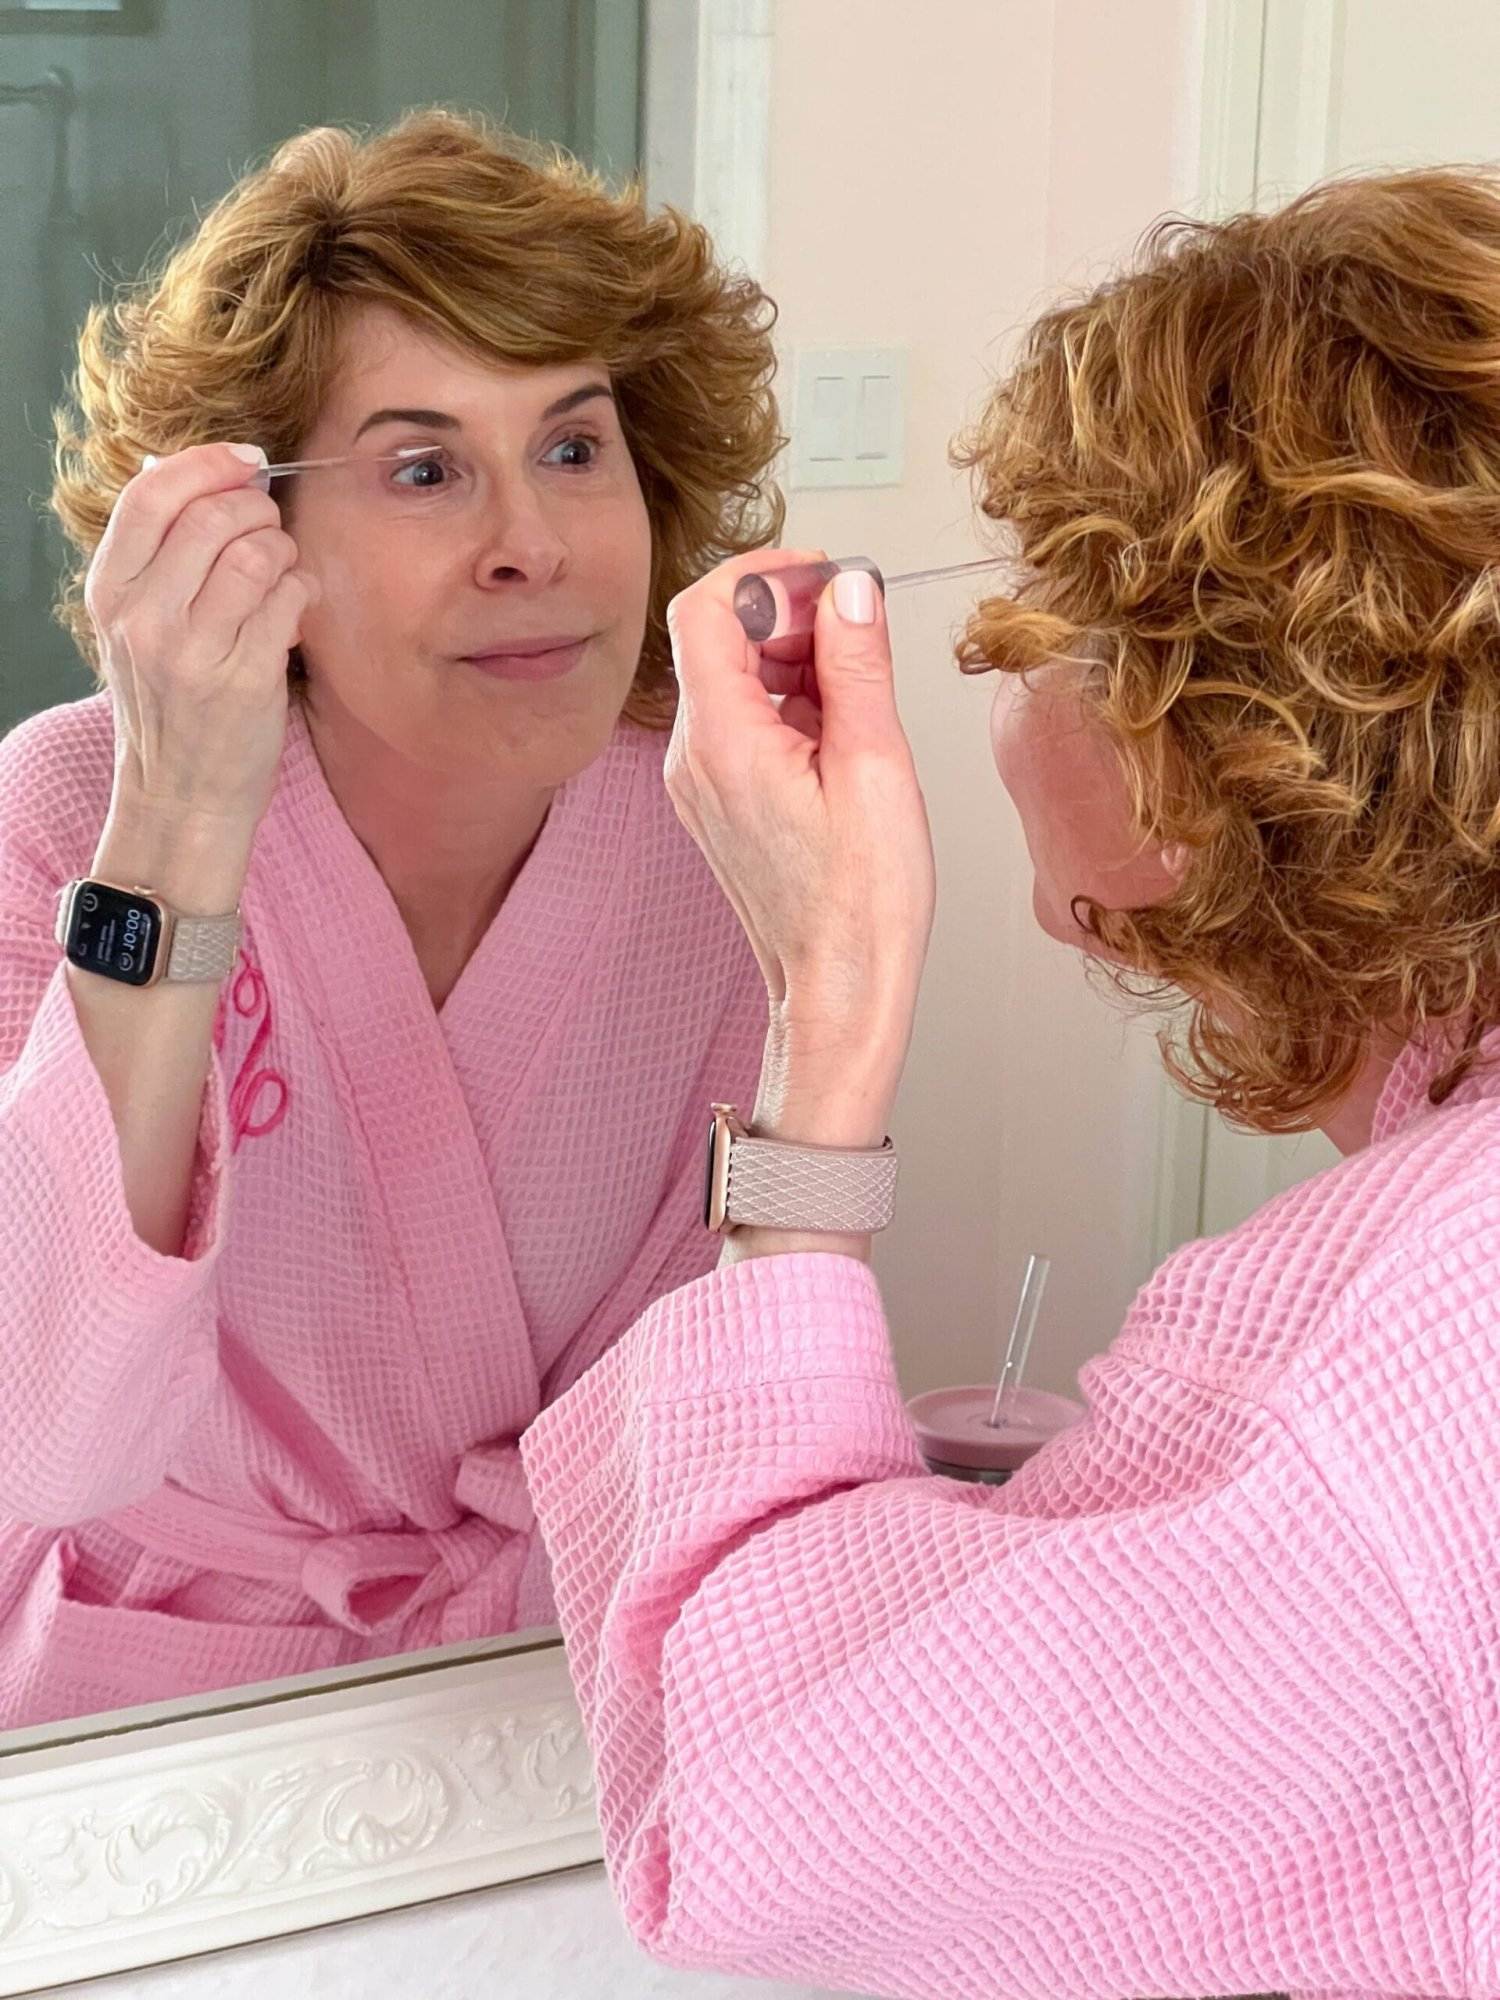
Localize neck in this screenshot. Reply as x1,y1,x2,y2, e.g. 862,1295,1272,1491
298,691,556,951
1315,1025,1408,1154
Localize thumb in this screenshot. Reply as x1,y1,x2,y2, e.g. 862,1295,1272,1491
810,564,901,747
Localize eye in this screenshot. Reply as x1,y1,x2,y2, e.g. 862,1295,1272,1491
389,445,461,490
543,431,604,470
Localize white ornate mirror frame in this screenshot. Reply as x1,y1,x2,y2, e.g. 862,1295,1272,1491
0,1633,597,1995
0,6,772,1990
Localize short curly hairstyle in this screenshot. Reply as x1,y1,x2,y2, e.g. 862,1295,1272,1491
952,166,1500,1132
49,104,786,731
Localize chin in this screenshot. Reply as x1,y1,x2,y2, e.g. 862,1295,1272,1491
1031,876,1072,944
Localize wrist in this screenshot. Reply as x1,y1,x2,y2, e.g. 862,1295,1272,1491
753,1021,901,1151
717,1224,873,1271
762,990,911,1128
747,1089,893,1151
94,799,255,916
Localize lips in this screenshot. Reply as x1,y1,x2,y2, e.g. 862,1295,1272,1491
461,635,588,659
459,636,590,683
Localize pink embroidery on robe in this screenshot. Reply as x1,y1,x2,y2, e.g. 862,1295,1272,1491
212,949,289,1150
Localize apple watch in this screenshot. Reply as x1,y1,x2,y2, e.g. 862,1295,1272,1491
55,878,241,987
703,1102,900,1235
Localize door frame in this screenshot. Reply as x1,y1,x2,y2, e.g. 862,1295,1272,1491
1151,0,1352,1261
642,0,770,276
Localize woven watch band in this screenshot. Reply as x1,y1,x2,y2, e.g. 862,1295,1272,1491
164,912,241,983
726,1130,899,1233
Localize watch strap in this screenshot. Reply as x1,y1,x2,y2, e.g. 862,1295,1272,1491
164,911,242,982
55,880,241,984
725,1124,899,1233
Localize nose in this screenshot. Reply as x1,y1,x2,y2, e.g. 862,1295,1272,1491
470,475,570,590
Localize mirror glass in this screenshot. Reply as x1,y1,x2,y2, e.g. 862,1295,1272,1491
12,0,1491,1780
0,0,751,1749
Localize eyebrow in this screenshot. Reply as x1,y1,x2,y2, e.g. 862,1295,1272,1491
351,383,615,443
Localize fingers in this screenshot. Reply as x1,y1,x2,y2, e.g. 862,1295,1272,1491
806,560,902,750
93,442,270,599
238,564,318,657
672,548,836,736
145,486,288,629
777,692,823,742
185,524,304,664
758,654,818,700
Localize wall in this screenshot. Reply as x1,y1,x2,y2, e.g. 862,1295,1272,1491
762,0,1208,1397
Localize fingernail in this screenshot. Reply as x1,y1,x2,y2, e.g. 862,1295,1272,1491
140,454,158,471
833,568,877,624
228,442,268,466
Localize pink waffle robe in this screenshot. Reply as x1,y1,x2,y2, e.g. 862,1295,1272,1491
518,1024,1500,2000
0,690,769,1729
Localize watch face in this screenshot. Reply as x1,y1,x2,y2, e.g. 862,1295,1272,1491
703,1112,720,1229
64,882,161,986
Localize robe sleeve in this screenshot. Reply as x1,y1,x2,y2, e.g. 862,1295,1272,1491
518,1250,1472,2000
0,801,231,1526
536,968,765,1407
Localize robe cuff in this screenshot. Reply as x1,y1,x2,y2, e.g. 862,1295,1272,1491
520,1251,921,1535
16,960,233,1283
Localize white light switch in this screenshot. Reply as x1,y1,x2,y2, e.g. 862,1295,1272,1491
790,346,906,488
856,371,895,459
808,370,854,462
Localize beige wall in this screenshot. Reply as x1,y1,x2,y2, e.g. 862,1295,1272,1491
762,0,1207,1397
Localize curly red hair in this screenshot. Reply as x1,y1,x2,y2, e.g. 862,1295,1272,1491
49,105,786,732
953,167,1500,1130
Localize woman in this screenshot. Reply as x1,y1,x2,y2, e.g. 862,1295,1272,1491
0,108,782,1729
519,169,1499,2000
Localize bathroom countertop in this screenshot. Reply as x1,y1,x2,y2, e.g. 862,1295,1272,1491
41,1864,861,1999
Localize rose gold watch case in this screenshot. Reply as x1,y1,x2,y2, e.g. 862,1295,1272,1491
703,1102,749,1233
56,878,176,987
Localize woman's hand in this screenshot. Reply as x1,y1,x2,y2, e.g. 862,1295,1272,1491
663,549,937,1149
85,441,321,844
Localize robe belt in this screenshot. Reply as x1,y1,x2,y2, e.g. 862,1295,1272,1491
106,1439,540,1639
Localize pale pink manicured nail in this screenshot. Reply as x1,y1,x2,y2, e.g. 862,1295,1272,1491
833,567,877,624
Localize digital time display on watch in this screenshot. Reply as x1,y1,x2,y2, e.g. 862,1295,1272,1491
63,882,161,987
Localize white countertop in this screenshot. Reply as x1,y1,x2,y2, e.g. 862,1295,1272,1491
45,1863,858,2000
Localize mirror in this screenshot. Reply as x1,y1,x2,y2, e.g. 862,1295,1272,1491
0,0,707,1745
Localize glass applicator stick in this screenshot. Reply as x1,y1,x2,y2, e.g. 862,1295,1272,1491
887,556,1008,591
733,555,1006,642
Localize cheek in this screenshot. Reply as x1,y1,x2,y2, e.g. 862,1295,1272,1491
989,677,1174,950
580,491,654,624
617,484,654,586
298,546,381,654
991,683,1073,938
989,678,1055,858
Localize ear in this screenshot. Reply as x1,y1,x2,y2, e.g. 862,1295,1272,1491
1161,840,1191,880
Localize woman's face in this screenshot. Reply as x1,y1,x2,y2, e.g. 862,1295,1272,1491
282,304,653,786
988,660,1182,959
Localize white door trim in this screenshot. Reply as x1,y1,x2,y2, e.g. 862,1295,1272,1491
1197,0,1267,214
1154,0,1350,1264
1254,0,1347,201
643,0,772,279
1195,0,1346,213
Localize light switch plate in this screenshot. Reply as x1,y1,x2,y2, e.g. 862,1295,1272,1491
789,346,907,488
